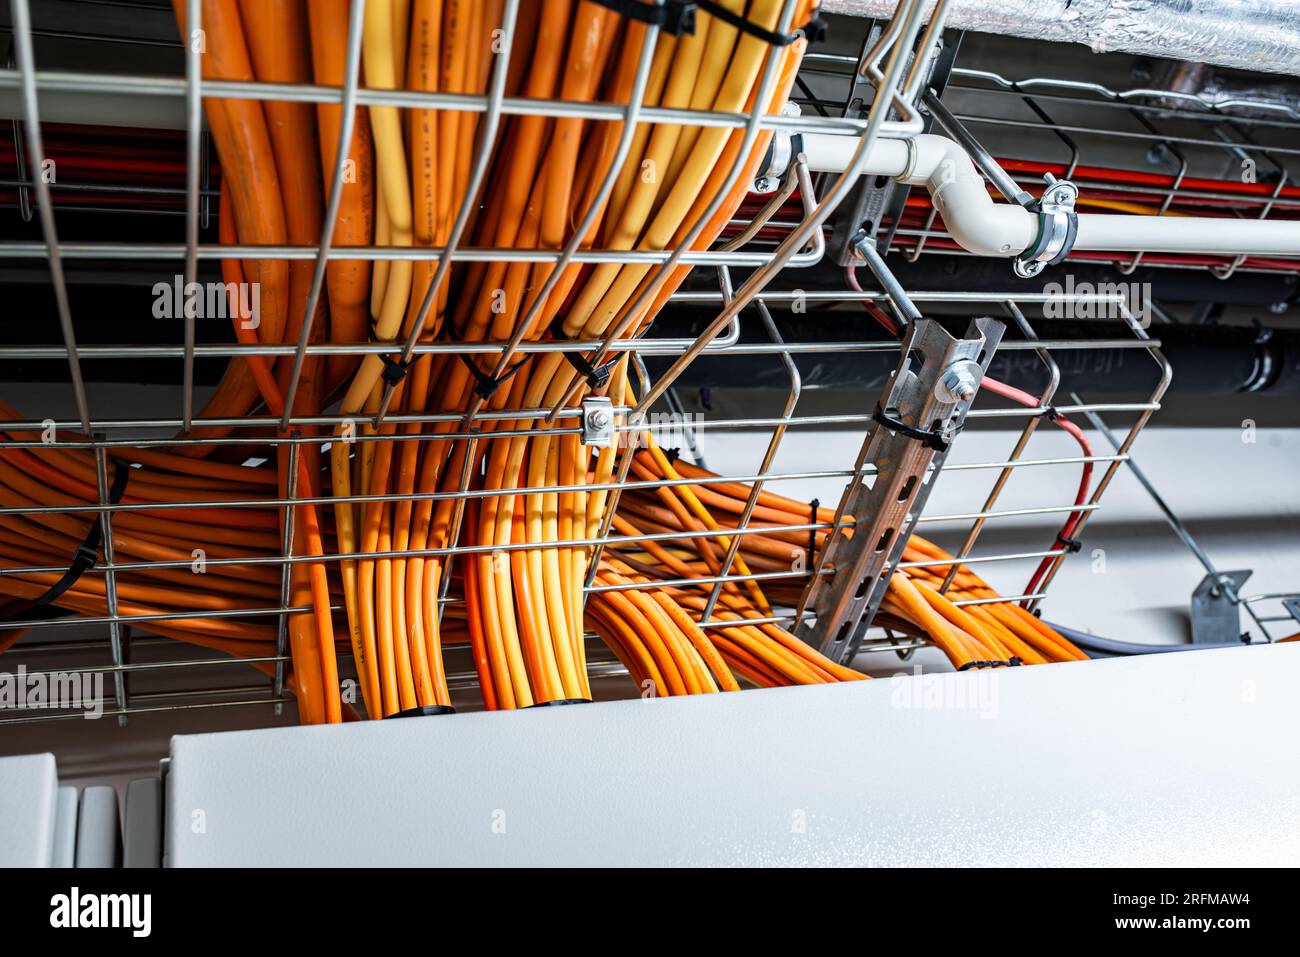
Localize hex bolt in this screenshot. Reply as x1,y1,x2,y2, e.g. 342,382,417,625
586,409,610,430
937,362,980,403
945,369,977,401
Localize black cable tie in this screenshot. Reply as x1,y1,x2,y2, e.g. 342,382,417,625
587,0,697,35
1056,533,1083,554
457,353,529,401
550,316,617,390
432,317,529,400
872,404,950,452
958,659,1016,671
369,323,413,386
807,497,819,570
663,447,680,465
459,354,498,400
526,698,592,708
3,463,129,618
803,14,829,44
385,704,456,719
587,1,825,46
379,351,410,386
694,0,823,46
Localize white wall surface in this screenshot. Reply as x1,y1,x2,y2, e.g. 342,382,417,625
3,424,1297,797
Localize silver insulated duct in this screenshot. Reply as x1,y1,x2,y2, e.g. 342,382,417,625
821,0,1300,76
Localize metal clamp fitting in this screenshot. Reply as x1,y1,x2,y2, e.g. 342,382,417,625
756,102,803,184
580,396,616,448
1014,174,1079,279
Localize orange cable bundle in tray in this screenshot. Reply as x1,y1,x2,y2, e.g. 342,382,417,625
0,0,1085,724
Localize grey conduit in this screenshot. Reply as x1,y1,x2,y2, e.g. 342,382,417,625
1048,622,1252,658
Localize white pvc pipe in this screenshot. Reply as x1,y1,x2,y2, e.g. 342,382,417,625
1072,214,1299,257
800,131,1300,259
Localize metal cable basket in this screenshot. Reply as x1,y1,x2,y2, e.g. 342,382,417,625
0,0,1172,726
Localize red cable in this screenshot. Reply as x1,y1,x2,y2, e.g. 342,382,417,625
845,265,1093,604
977,376,1093,605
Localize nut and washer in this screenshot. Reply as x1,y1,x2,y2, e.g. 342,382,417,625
580,396,616,448
934,359,983,404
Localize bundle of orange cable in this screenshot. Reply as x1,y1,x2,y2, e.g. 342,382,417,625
0,0,1086,725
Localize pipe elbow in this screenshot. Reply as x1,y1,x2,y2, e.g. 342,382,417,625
939,198,1036,257
903,134,1037,257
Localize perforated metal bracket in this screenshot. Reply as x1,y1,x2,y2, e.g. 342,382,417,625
580,396,616,448
1191,569,1252,644
795,316,1004,663
1282,596,1300,629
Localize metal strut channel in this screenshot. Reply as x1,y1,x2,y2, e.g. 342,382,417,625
796,315,1003,663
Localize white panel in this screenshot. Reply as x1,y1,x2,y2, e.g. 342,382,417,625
165,644,1300,867
52,786,79,867
74,786,120,868
0,753,59,867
